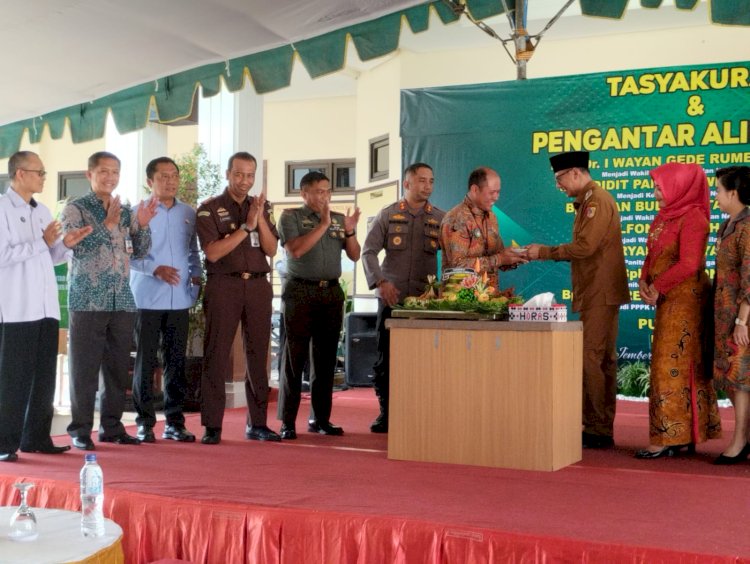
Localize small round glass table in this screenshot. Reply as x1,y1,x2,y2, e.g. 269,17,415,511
0,506,123,564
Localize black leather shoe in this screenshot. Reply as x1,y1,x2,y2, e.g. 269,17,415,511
370,414,388,434
635,443,694,459
714,442,750,465
72,436,96,451
582,432,614,449
163,425,196,442
99,433,141,445
201,427,221,445
308,420,344,436
136,426,156,443
245,425,282,442
20,443,71,454
0,452,18,462
280,424,297,440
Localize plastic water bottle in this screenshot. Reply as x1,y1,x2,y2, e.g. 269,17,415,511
80,454,105,538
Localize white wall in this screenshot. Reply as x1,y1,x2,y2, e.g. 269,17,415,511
263,96,357,203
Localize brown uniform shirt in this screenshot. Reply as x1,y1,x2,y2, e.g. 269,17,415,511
539,181,630,312
195,190,277,274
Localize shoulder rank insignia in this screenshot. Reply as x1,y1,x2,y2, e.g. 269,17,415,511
398,201,406,211
425,203,432,213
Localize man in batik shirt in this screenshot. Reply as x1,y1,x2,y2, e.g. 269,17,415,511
61,151,157,450
440,167,527,287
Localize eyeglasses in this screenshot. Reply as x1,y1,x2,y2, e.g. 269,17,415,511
21,169,47,178
554,168,573,183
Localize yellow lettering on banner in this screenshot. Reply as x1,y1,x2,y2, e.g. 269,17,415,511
561,289,573,300
623,224,651,235
700,121,750,145
653,72,673,93
666,154,705,164
631,289,642,301
637,318,655,330
530,125,697,154
638,74,656,95
710,152,750,164
605,76,623,96
623,244,647,255
606,66,750,97
612,156,662,167
627,268,642,281
731,66,750,87
633,178,654,189
634,201,658,212
668,72,690,93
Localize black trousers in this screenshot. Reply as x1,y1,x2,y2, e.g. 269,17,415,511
0,318,58,453
133,308,189,428
67,310,136,439
278,279,344,426
373,301,393,405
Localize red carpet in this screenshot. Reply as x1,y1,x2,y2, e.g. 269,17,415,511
1,390,749,563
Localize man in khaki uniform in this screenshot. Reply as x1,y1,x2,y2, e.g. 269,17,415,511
528,151,630,449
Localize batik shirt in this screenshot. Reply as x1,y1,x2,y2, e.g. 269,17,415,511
440,195,505,287
61,191,151,312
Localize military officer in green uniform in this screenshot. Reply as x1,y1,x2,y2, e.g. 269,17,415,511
361,162,444,433
277,171,361,439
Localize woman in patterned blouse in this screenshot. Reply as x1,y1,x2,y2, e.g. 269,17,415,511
713,166,750,465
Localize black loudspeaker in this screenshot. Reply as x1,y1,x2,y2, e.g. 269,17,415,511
345,312,378,387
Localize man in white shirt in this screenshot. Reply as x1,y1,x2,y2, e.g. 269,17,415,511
0,151,91,462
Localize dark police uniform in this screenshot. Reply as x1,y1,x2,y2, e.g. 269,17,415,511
361,200,444,429
277,205,348,428
195,190,277,431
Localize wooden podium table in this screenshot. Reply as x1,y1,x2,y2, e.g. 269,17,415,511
386,318,583,471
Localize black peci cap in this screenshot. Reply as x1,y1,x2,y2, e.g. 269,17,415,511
549,151,589,172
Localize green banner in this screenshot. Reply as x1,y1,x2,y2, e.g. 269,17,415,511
401,61,750,364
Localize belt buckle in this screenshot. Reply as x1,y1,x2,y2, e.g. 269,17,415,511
241,272,251,280
319,280,329,288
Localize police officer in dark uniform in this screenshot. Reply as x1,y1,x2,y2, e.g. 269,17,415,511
277,171,361,439
195,151,281,445
362,163,445,433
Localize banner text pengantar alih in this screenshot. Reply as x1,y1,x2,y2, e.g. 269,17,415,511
532,121,749,153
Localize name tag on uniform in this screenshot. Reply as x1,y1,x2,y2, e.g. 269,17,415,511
250,232,260,247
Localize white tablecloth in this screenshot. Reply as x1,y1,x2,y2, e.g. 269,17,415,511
0,507,122,564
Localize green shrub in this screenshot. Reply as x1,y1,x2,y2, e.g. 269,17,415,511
617,361,651,397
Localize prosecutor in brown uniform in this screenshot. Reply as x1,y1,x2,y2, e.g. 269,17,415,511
277,171,360,439
361,162,444,433
528,151,630,449
195,151,281,445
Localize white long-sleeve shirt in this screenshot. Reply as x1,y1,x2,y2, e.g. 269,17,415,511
0,188,70,323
